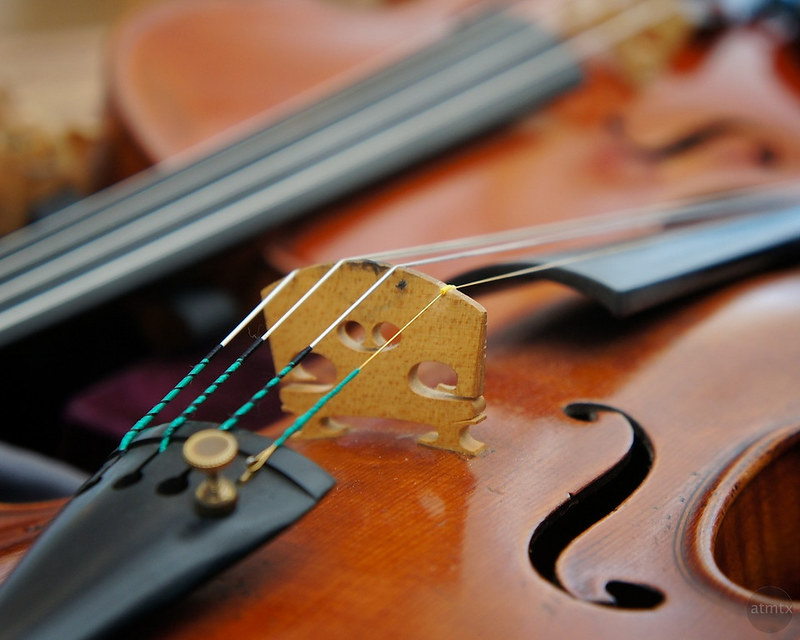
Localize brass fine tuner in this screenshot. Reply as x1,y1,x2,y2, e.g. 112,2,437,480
183,429,239,516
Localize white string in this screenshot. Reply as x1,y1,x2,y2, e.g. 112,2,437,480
219,179,800,350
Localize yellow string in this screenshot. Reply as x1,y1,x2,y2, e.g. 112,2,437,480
239,285,455,483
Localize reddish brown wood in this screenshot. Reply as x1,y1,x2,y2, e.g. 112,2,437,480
2,0,800,638
0,500,64,583
706,426,800,600
106,0,470,164
106,0,800,277
112,273,800,639
266,28,800,274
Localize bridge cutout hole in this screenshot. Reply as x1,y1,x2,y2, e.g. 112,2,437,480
373,322,401,348
296,352,337,385
338,320,366,349
409,361,458,394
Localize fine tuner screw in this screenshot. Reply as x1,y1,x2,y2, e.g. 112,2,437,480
183,429,239,517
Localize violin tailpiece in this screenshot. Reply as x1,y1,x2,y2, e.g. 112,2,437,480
0,422,334,640
261,261,488,456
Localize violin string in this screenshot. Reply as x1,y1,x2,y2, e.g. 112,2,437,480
154,261,373,450
154,263,402,451
145,202,651,451
137,214,578,450
360,185,790,267
0,16,553,355
0,37,464,270
0,5,527,264
114,0,758,453
126,260,381,450
238,285,455,483
145,183,788,452
234,234,646,476
154,335,276,452
0,0,689,350
118,272,298,451
230,229,700,477
450,237,643,289
131,163,800,453
0,8,547,292
0,0,656,265
0,0,659,263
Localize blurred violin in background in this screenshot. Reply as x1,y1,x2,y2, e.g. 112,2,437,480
0,0,799,638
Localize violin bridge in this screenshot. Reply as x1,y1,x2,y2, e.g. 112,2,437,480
261,261,488,455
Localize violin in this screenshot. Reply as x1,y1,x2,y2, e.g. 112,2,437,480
1,0,799,638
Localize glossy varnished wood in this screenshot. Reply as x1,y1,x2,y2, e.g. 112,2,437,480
107,0,469,163
87,269,798,639
0,500,63,583
2,0,800,637
3,247,799,638
269,28,800,273
707,426,800,599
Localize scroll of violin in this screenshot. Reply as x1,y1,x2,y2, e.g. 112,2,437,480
2,0,800,639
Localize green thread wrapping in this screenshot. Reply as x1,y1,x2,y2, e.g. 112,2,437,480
118,357,211,451
218,345,313,433
158,358,245,452
217,346,312,433
158,346,311,450
273,368,361,449
218,364,290,432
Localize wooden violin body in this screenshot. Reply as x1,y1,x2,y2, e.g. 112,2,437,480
113,271,800,639
107,0,800,273
1,0,800,637
3,271,799,639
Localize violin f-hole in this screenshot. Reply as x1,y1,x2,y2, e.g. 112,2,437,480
528,402,664,609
